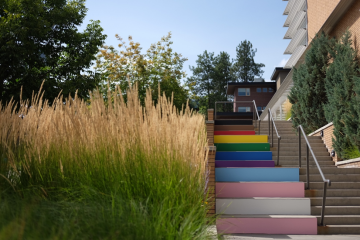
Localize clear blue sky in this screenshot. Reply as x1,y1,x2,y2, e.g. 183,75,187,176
79,0,290,82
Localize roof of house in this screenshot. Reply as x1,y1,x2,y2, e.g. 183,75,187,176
226,81,276,95
270,67,291,80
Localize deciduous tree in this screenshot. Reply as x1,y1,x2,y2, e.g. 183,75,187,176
0,0,106,105
95,32,189,110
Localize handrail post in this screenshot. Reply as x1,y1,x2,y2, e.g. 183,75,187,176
320,182,328,226
298,126,301,168
268,109,270,137
215,102,217,120
271,120,274,147
258,120,261,135
306,145,310,189
277,137,280,166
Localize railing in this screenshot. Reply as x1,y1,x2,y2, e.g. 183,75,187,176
214,101,261,134
268,108,281,166
298,125,331,226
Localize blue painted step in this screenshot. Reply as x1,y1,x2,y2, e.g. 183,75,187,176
215,168,299,182
215,151,272,161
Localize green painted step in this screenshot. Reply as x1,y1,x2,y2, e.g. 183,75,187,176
215,143,270,152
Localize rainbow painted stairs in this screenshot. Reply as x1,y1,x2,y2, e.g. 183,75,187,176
214,119,317,235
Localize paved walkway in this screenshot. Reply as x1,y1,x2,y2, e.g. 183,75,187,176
222,234,360,239
207,226,360,239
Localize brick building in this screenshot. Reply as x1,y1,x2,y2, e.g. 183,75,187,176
227,80,276,114
262,0,360,121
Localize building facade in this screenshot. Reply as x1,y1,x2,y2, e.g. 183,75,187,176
262,0,360,121
227,81,276,114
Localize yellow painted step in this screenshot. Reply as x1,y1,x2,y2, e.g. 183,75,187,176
214,135,268,143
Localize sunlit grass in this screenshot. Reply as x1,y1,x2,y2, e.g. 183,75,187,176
0,82,213,239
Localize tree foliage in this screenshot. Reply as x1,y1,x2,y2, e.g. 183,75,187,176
95,32,189,109
0,0,107,105
288,32,332,133
186,51,234,116
324,30,360,159
231,40,265,82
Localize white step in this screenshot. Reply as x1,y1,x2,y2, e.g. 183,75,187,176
216,198,311,215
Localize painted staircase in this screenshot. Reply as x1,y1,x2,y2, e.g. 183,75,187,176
257,121,360,234
214,119,317,235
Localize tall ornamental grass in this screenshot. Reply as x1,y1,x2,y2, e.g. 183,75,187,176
0,82,211,240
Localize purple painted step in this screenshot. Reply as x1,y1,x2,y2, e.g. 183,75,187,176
215,160,275,168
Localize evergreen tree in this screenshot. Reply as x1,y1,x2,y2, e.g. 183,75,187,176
186,51,216,113
325,30,360,159
231,40,265,82
187,51,235,116
288,32,332,133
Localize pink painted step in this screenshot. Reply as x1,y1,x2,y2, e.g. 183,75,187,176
216,182,305,198
214,131,255,135
217,216,317,235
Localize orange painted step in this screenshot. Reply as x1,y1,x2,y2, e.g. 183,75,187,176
214,131,255,135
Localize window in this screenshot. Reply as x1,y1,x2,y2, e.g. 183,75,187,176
238,107,251,112
238,88,250,96
256,88,261,93
269,88,273,92
263,88,268,92
257,106,262,111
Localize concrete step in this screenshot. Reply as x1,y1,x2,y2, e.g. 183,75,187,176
311,197,360,206
308,182,360,189
281,165,336,168
300,167,360,174
318,225,360,234
300,174,360,182
278,156,332,161
273,151,330,157
280,135,321,139
278,160,334,166
271,139,324,144
272,143,325,148
316,215,360,225
306,189,360,197
277,147,329,153
312,206,360,215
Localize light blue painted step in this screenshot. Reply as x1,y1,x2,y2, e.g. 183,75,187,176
215,151,272,161
215,168,299,182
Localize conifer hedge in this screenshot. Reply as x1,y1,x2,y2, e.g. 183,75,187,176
289,32,331,134
289,30,360,160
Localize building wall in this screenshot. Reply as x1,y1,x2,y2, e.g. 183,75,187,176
330,0,360,52
307,0,340,44
234,86,276,112
276,72,289,90
312,123,340,162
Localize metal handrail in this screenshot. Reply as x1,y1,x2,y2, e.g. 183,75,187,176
268,108,281,166
298,125,331,226
214,101,261,134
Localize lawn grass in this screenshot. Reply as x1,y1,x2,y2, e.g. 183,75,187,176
0,83,213,239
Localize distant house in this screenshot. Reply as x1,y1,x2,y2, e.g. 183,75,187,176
220,78,276,119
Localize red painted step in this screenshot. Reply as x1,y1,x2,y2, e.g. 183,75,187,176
214,131,255,135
